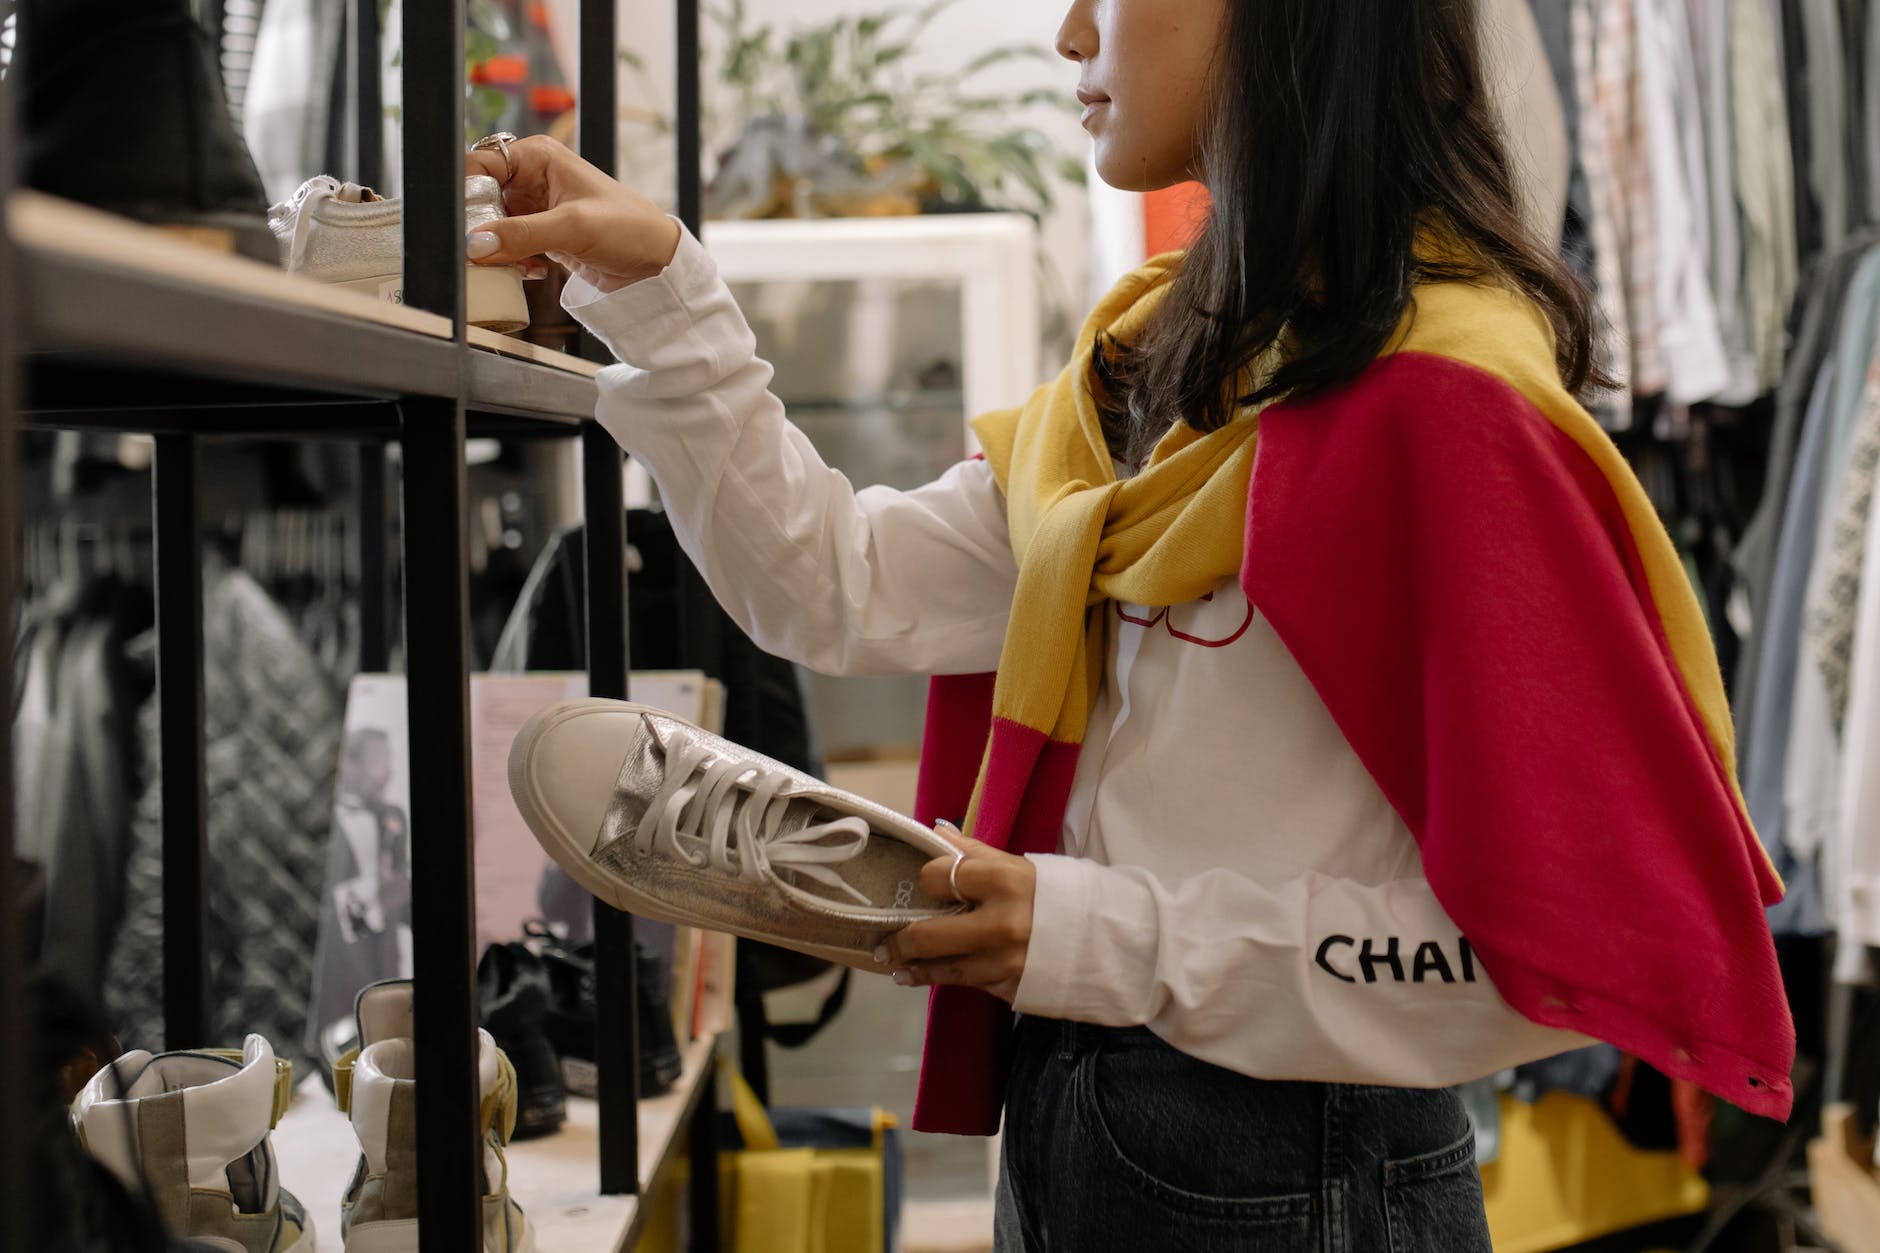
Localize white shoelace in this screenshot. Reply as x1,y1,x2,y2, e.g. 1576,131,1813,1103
636,740,874,906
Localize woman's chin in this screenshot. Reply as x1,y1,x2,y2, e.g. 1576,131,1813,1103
1094,147,1192,195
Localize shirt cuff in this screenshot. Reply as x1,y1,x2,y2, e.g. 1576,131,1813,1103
1013,853,1154,1023
559,221,719,364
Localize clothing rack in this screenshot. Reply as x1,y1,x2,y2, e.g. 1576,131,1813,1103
0,2,717,1251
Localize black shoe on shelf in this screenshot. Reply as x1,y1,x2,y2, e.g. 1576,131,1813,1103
529,922,684,1100
12,0,277,261
476,941,569,1140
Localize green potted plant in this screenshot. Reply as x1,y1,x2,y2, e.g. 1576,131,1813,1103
626,0,1085,220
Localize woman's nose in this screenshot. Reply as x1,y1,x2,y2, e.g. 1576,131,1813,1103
1055,0,1097,63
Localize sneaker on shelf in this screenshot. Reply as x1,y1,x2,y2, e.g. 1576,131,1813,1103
267,175,530,332
333,980,536,1253
477,943,567,1139
525,923,683,1099
12,0,276,259
507,699,969,969
71,1034,313,1252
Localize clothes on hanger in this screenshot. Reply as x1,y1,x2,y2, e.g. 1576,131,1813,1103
103,559,342,1075
1549,0,1803,425
11,576,151,996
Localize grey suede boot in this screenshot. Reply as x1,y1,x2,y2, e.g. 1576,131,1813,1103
332,981,536,1253
71,1035,312,1253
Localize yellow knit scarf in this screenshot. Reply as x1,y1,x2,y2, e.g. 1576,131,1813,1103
965,255,1278,830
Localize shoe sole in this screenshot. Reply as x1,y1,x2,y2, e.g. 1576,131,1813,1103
330,264,529,333
342,1221,533,1253
509,698,896,973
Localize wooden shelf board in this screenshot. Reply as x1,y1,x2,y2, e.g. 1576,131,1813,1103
9,191,453,340
469,325,601,377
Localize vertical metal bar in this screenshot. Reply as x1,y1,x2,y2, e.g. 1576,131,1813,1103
352,0,385,188
402,0,466,332
578,0,618,173
582,422,639,1195
153,435,210,1051
400,400,483,1253
667,1,716,1220
576,0,643,1200
401,2,475,1246
674,0,703,233
0,50,34,1251
358,444,390,673
686,1070,722,1253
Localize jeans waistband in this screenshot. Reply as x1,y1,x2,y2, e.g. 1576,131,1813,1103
1018,1015,1158,1058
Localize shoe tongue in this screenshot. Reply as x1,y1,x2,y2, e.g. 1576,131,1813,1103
773,797,822,837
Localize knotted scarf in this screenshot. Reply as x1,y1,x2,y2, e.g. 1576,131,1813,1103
912,255,1794,1136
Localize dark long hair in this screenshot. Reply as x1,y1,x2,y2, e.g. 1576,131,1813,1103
1097,0,1605,463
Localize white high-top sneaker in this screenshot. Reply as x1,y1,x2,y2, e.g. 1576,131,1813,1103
267,174,530,332
71,1034,312,1252
335,981,535,1253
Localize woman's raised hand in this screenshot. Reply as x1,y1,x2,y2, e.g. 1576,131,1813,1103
465,135,682,292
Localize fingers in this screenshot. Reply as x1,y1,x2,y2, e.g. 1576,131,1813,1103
916,847,1019,906
884,914,983,964
890,953,1023,993
930,819,974,854
919,854,960,902
883,904,1029,967
466,133,572,187
466,203,586,267
465,148,510,185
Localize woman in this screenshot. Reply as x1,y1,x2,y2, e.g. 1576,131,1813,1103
467,1,1793,1247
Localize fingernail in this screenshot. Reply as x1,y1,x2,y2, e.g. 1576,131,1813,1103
873,945,889,965
892,970,912,987
465,231,499,259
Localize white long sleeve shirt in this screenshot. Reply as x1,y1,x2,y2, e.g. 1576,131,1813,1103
564,231,1590,1089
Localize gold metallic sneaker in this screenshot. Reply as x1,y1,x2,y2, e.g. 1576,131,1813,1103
72,1034,312,1253
508,698,968,969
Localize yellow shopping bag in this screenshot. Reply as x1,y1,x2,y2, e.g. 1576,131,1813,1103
718,1061,901,1253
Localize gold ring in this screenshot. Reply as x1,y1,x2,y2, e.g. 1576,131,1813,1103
472,131,519,182
948,851,967,903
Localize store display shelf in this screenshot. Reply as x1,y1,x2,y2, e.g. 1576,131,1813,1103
10,193,604,432
466,343,594,429
468,325,600,377
273,1034,717,1253
19,350,597,436
10,192,468,400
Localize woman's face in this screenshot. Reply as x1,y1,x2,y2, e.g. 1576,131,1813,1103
1056,0,1226,192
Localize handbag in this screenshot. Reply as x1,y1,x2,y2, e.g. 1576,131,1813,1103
717,1061,904,1253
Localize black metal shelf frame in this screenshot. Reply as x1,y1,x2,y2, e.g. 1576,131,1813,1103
0,0,711,1249
0,32,32,1253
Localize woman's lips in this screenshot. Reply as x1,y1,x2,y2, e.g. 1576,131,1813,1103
1077,89,1111,127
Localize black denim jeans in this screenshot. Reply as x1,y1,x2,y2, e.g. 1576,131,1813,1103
993,1017,1492,1253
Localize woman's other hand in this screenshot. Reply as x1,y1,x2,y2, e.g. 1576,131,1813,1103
878,831,1037,1004
464,135,681,292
